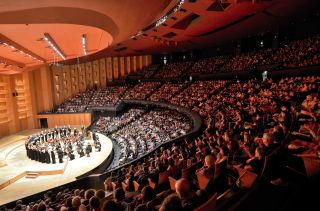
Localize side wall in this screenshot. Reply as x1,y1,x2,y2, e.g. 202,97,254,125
0,55,152,138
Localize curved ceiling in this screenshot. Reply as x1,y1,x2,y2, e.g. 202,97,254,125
0,24,112,65
0,0,172,73
0,0,320,74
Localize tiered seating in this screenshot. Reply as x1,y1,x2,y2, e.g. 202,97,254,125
153,61,192,78
220,49,273,72
149,82,186,102
56,89,95,113
271,35,320,68
14,32,320,210
188,56,230,74
122,82,161,100
9,75,320,211
89,86,127,107
111,109,192,165
92,108,146,135
170,80,226,118
143,64,161,78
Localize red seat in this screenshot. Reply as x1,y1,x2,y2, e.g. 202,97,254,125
193,193,218,211
168,176,176,191
196,171,210,191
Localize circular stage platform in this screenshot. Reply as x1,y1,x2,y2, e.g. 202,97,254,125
0,130,113,205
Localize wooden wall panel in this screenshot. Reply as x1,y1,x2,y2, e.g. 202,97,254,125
37,113,92,128
99,58,107,87
62,65,72,100
119,57,125,77
70,65,79,97
78,63,86,92
0,75,13,138
15,72,33,122
27,71,38,129
148,55,152,66
85,62,93,89
92,60,100,87
113,57,119,80
51,65,63,105
143,55,152,67
33,66,54,113
138,55,143,70
0,122,9,138
131,56,137,72
106,57,113,82
125,56,131,74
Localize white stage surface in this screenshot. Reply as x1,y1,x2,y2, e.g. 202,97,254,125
0,129,112,205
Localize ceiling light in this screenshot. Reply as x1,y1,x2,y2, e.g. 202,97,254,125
0,41,44,63
82,34,87,56
44,33,66,60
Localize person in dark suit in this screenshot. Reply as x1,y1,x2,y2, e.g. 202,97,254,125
68,150,75,160
95,140,101,152
40,149,45,163
86,144,92,157
58,148,64,163
51,150,56,164
93,132,98,141
45,150,51,164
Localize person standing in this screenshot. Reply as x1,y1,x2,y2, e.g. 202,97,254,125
51,149,56,164
58,147,64,163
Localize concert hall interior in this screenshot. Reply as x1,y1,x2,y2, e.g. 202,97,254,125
0,0,320,210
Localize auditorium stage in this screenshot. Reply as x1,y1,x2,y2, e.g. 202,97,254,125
0,129,113,205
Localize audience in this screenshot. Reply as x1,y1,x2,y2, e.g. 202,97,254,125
8,34,320,211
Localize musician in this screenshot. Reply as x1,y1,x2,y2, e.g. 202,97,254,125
86,144,92,157
68,150,75,160
51,149,56,164
58,147,64,163
95,140,102,152
45,150,51,164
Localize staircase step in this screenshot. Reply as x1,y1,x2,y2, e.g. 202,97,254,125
25,172,39,179
25,175,38,179
26,172,39,175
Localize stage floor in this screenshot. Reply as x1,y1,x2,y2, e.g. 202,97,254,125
0,129,113,205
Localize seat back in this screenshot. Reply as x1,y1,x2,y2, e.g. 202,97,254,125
236,167,258,189
148,178,156,190
146,190,171,211
182,164,196,179
168,176,176,191
133,180,140,192
121,182,128,191
214,159,227,180
158,170,169,185
111,182,117,191
302,157,320,179
196,171,210,191
194,193,218,211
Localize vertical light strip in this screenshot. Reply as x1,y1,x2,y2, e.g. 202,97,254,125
82,34,87,56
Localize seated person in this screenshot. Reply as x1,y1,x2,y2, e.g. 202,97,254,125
175,178,201,211
244,147,265,174
196,155,215,179
159,194,182,211
114,188,129,211
132,186,156,210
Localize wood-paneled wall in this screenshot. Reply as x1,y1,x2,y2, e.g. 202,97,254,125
0,71,39,138
49,55,151,107
0,55,151,138
37,113,91,129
